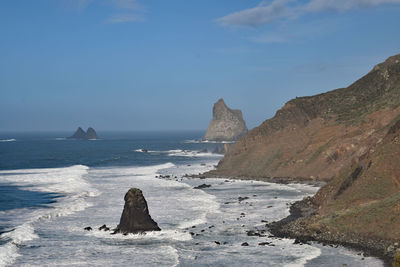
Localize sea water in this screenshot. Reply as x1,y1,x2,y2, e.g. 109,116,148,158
0,131,383,266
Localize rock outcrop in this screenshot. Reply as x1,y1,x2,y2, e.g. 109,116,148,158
207,54,400,264
204,99,248,141
209,54,400,180
68,127,98,140
114,188,161,234
85,127,98,140
69,127,87,139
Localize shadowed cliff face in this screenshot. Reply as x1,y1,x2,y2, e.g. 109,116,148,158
210,54,400,181
204,98,248,141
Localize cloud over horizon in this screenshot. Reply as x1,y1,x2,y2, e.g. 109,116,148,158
67,0,145,23
217,0,400,27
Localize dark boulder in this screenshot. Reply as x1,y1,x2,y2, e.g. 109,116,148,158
114,188,161,234
99,224,110,231
84,226,92,231
194,184,211,189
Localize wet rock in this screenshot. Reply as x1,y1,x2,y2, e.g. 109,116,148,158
194,184,211,189
241,242,249,246
259,242,270,246
113,188,161,234
99,224,110,231
238,196,249,202
84,226,92,231
141,149,148,153
214,241,221,245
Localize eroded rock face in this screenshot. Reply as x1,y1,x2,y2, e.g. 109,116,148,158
204,99,248,141
115,188,161,234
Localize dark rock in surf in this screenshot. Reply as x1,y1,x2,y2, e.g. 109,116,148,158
84,226,92,231
114,188,161,234
193,184,211,189
99,224,110,231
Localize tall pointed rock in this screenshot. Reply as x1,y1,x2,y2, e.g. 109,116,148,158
204,98,248,141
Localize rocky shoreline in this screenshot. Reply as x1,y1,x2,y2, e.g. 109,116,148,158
267,196,396,266
200,173,398,266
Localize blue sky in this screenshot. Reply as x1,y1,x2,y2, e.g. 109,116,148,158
1,0,400,131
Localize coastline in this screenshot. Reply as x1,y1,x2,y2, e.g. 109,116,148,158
267,197,395,267
200,173,395,266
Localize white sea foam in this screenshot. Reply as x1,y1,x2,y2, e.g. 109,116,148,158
0,139,16,142
0,160,383,266
184,139,235,144
134,148,223,158
0,165,98,267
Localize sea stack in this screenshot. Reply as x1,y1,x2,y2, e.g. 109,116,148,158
115,188,161,234
204,98,248,141
85,127,98,140
68,127,98,140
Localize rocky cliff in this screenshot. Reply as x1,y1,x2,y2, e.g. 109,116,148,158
209,54,400,181
204,98,248,141
270,118,400,264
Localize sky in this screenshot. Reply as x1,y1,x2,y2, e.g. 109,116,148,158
1,0,400,131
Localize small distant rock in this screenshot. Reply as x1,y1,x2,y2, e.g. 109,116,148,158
68,127,99,140
84,226,92,231
99,224,110,231
238,196,249,202
194,184,211,189
241,242,249,246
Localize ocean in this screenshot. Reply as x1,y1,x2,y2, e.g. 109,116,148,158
0,131,383,266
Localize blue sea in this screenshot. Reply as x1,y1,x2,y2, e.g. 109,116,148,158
0,131,383,266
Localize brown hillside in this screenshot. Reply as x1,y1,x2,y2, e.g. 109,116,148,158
209,54,400,181
270,118,400,262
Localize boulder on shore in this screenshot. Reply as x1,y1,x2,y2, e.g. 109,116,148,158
114,188,161,234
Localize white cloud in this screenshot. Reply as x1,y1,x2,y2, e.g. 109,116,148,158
217,0,297,27
109,0,143,10
106,13,144,23
217,0,400,27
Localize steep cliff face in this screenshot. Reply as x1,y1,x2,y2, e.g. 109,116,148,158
271,118,400,262
210,54,400,181
309,118,400,241
204,98,248,141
